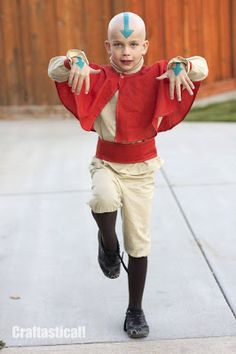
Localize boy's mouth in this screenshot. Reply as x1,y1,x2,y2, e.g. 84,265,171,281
120,60,133,65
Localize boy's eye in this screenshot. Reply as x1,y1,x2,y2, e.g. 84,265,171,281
131,43,138,46
114,43,122,47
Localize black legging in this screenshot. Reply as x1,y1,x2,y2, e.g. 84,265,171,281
92,210,147,310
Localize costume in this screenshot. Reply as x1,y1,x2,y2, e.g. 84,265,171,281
48,54,208,257
53,58,201,161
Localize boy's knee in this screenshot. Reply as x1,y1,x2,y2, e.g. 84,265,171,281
126,248,150,258
89,195,121,213
125,239,150,258
124,236,150,258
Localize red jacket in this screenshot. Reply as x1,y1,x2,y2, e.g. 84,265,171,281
54,61,201,162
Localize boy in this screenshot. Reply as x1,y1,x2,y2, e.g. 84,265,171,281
48,12,208,338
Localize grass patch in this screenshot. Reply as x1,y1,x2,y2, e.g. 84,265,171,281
186,100,236,122
0,340,6,350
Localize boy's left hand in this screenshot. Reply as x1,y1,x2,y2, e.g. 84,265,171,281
156,62,195,101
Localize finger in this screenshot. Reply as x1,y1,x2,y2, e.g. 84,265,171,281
90,69,101,74
169,79,175,100
76,74,85,95
85,75,90,94
71,73,79,92
176,81,182,101
156,72,168,80
185,75,195,89
68,70,76,87
181,78,193,96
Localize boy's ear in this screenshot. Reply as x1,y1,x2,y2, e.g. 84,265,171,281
142,40,149,55
105,40,111,55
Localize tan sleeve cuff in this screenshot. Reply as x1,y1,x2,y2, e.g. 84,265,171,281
66,49,89,67
167,56,191,74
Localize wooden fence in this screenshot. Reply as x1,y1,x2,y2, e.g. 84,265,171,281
0,0,235,106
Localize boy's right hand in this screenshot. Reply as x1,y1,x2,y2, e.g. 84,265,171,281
68,58,101,95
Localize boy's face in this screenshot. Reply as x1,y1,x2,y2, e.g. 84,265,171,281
105,13,149,72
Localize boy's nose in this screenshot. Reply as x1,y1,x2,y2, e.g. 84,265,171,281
122,46,130,55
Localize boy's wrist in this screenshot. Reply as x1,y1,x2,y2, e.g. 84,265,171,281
167,56,190,73
66,49,89,68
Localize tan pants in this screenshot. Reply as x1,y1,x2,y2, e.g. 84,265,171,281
88,156,163,257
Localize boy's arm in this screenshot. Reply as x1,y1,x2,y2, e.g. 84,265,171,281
167,55,208,81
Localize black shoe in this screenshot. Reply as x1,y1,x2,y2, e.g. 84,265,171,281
124,309,149,338
97,231,121,279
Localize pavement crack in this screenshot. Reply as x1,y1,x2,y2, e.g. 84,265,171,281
160,167,236,321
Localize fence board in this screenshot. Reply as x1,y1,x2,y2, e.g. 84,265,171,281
82,0,106,63
163,0,185,58
55,0,88,59
230,0,236,78
144,0,165,63
186,0,202,55
1,0,23,104
18,0,34,104
219,0,231,78
101,0,113,43
27,0,54,104
202,0,220,82
111,0,125,15
0,0,7,104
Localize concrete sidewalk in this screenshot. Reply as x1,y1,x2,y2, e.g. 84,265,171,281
0,118,235,353
1,336,236,354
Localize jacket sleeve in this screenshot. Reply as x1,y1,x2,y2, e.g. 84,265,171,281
167,55,209,82
48,56,71,82
152,60,202,133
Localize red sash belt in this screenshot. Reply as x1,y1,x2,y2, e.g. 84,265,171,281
95,138,157,163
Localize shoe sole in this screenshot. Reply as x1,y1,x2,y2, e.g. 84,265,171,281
124,326,149,338
126,328,149,338
98,258,120,279
124,318,149,338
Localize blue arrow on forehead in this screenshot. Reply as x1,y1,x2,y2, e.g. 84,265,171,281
120,13,134,38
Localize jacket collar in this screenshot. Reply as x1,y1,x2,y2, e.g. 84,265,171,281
109,56,144,75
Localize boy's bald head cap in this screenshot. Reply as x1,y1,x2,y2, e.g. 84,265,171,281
108,12,146,40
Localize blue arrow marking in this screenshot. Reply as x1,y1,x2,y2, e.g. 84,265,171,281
120,13,134,38
75,57,85,69
172,63,183,76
